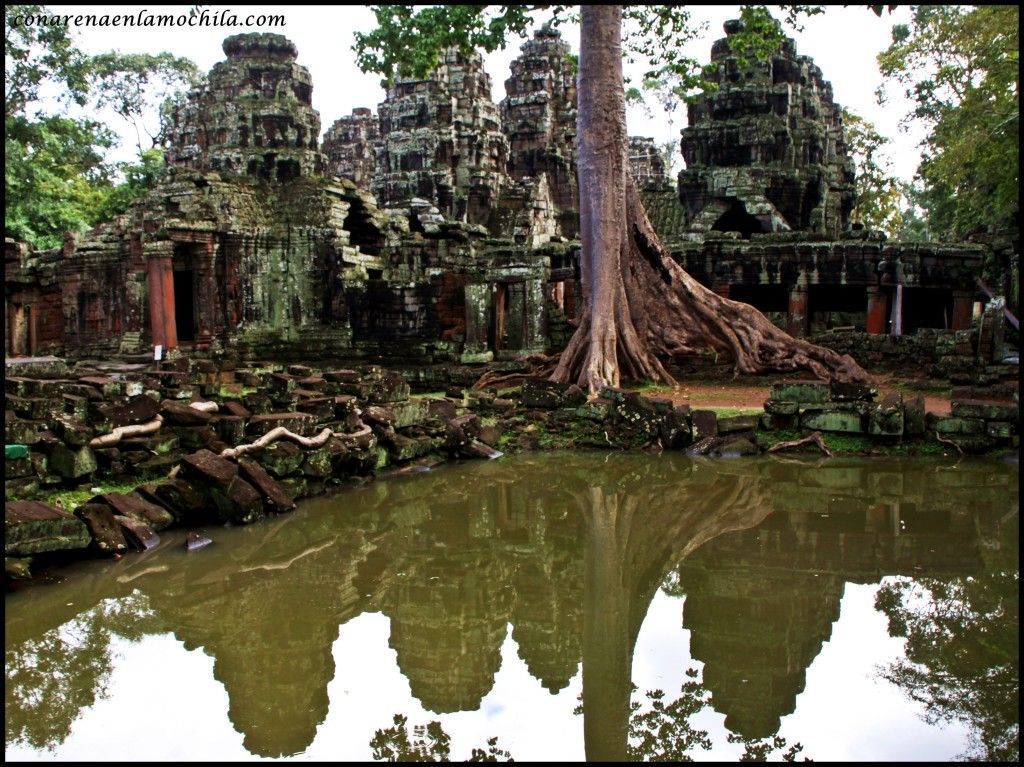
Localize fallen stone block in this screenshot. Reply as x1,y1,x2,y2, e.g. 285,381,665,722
238,459,295,513
209,476,265,525
5,500,91,556
926,414,986,435
986,421,1014,440
713,436,760,457
256,440,306,477
903,396,926,436
446,413,481,445
868,392,904,437
771,380,830,404
764,399,800,416
691,410,718,440
113,514,159,550
137,479,210,523
75,503,129,554
98,394,161,426
829,381,877,402
96,492,174,532
800,408,865,434
246,412,316,438
161,399,213,426
522,378,585,409
180,448,238,488
717,415,759,435
47,443,98,479
950,400,1019,422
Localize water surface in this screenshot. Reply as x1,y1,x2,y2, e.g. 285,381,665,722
5,453,1019,761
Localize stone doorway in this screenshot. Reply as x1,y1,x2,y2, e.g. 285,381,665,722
173,269,196,342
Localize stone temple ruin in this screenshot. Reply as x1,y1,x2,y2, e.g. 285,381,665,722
5,23,1006,382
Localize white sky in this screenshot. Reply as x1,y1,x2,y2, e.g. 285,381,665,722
39,4,924,182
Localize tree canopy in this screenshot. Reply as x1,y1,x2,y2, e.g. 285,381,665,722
877,5,1019,240
4,4,198,249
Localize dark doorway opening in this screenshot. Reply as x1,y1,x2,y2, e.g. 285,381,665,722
174,270,196,342
901,287,954,333
711,200,768,239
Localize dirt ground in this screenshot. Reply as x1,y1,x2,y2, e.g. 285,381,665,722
640,372,953,414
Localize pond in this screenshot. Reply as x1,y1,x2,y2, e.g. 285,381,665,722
5,453,1019,762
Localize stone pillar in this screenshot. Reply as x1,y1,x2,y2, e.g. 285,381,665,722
951,290,973,330
786,286,809,338
147,256,169,349
195,239,216,349
865,286,888,335
161,258,178,350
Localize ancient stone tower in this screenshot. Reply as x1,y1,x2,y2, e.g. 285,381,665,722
499,24,580,239
678,19,856,238
321,107,379,188
164,33,325,181
373,48,509,225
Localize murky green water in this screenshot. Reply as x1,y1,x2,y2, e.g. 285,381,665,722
5,453,1019,762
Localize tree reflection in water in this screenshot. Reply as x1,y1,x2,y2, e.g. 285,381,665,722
875,571,1019,761
4,455,1018,761
370,713,512,762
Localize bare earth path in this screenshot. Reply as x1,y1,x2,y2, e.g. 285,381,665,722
641,374,953,415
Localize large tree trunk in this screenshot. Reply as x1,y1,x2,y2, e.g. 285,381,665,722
554,5,870,394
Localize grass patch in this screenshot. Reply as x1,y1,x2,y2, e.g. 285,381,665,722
44,475,159,513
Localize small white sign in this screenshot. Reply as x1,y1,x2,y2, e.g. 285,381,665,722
154,344,163,361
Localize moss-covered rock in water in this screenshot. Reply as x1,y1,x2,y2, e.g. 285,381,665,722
5,500,91,556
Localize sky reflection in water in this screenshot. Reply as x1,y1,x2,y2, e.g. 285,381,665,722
5,453,1019,761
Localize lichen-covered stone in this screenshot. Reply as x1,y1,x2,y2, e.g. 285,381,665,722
771,381,830,404
800,408,864,433
926,415,986,435
868,392,904,437
5,500,91,556
47,443,98,479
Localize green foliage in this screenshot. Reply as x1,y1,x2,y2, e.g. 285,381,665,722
875,571,1020,761
4,4,197,248
877,5,1019,241
369,714,513,761
353,5,556,87
727,732,807,761
841,108,905,237
627,672,713,761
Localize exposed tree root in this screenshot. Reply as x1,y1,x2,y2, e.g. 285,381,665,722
90,415,164,448
551,176,873,395
219,422,374,460
766,431,834,457
934,431,965,456
472,353,559,391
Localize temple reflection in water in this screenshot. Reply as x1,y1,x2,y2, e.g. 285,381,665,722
5,455,1018,760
